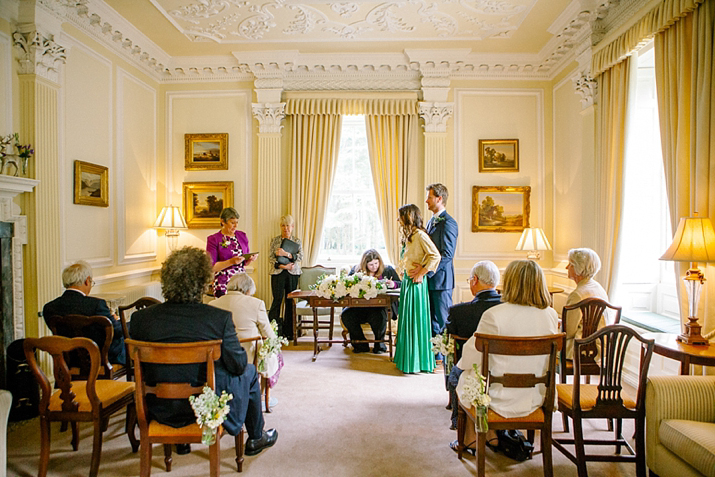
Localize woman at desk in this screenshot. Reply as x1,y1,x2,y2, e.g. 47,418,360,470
341,249,400,354
206,207,257,298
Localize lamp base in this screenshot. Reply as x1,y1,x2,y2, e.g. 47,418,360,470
677,316,709,346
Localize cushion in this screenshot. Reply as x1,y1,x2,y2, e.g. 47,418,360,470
557,383,636,411
659,419,715,477
49,381,134,412
148,421,224,439
465,404,545,424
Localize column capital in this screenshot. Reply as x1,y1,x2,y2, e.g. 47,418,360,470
572,71,598,109
418,102,454,134
252,103,286,134
13,29,66,84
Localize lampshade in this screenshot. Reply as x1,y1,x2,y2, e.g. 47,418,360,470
659,216,715,263
153,205,188,230
515,228,552,252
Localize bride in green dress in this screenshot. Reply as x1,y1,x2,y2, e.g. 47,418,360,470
395,204,441,374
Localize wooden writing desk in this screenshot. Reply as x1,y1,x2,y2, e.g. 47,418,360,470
287,290,399,361
642,332,715,374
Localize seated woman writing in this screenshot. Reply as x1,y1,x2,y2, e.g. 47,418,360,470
341,249,400,354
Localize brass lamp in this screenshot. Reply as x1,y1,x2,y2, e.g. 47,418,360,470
515,227,552,260
153,205,188,251
659,214,715,346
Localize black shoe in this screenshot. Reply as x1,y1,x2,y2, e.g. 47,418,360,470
449,440,475,456
352,345,369,354
175,443,191,455
245,429,278,456
372,345,386,354
450,421,457,431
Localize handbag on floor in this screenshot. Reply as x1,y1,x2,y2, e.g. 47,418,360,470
497,430,533,462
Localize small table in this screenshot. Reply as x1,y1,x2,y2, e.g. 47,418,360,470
287,290,400,361
642,332,715,375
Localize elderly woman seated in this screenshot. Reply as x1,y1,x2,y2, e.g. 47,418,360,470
564,248,610,359
211,273,283,388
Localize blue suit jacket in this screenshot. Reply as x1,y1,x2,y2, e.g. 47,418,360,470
445,289,502,361
426,211,458,291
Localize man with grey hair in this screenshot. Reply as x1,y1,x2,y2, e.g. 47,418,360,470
43,260,126,364
445,260,502,432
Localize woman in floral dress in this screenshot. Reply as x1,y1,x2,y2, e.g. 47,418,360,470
206,207,258,298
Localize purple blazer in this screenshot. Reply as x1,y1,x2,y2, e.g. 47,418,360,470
206,230,250,297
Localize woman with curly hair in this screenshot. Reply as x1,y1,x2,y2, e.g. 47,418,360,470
394,204,441,373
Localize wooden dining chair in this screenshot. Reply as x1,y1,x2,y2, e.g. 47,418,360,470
126,339,244,477
553,325,654,477
239,336,271,413
24,336,138,477
46,314,127,381
456,333,564,477
560,297,622,432
292,265,336,345
118,297,161,381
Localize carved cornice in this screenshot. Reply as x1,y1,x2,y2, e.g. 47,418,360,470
252,103,286,134
13,30,66,83
418,102,453,133
572,72,598,108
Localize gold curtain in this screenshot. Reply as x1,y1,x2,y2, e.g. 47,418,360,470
595,58,631,295
289,107,343,265
364,108,419,265
654,0,715,337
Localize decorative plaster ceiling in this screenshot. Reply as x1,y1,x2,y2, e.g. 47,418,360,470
149,0,538,43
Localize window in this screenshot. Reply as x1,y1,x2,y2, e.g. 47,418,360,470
614,43,678,322
317,115,388,267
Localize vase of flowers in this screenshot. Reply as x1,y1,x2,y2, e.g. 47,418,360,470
430,332,455,373
188,386,233,445
461,364,491,433
257,320,288,373
311,269,388,301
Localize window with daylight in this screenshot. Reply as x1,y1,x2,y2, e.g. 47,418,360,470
613,42,678,326
317,115,388,267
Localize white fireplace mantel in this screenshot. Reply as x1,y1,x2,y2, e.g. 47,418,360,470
0,175,39,340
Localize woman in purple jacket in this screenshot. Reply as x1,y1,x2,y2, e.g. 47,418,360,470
206,207,258,297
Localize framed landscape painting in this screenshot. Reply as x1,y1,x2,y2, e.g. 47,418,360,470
184,133,228,171
478,139,519,173
74,160,109,207
472,185,530,233
183,181,234,228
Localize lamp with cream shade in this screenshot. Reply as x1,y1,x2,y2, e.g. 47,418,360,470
515,227,552,260
153,205,188,251
659,214,715,346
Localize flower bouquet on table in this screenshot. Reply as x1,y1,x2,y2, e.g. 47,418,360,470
461,364,491,433
257,320,288,374
430,332,455,373
311,269,388,301
189,386,233,445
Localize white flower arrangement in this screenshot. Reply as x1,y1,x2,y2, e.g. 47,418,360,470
461,364,491,432
430,332,454,356
188,386,233,444
311,270,388,301
257,320,288,373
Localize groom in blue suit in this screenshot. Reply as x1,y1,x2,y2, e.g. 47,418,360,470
425,183,458,337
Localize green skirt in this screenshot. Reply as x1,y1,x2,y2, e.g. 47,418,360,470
394,274,435,374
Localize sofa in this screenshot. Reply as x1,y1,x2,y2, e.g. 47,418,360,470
645,375,715,477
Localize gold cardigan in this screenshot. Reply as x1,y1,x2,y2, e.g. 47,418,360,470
397,229,441,278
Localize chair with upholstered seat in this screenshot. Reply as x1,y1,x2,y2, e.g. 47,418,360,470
455,333,564,477
24,336,138,477
118,297,161,381
292,265,336,345
553,325,654,477
126,338,244,476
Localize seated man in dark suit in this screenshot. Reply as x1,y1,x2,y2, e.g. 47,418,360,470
43,260,125,365
445,260,501,431
130,246,277,456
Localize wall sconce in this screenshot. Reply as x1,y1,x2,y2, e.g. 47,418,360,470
153,205,187,251
659,214,715,346
515,227,552,260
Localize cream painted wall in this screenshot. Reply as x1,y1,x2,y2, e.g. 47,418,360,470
165,91,252,254
0,30,11,137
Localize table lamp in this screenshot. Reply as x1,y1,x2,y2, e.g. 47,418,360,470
515,227,552,260
153,205,188,251
659,214,715,346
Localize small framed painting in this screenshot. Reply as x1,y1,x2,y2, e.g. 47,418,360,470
472,185,530,233
183,181,234,228
479,139,519,173
74,160,109,207
184,133,228,171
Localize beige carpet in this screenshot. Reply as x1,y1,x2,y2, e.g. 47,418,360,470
7,340,638,476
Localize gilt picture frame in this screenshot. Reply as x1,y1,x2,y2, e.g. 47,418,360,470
184,133,228,171
74,160,109,207
183,181,234,228
472,185,530,233
478,139,519,173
